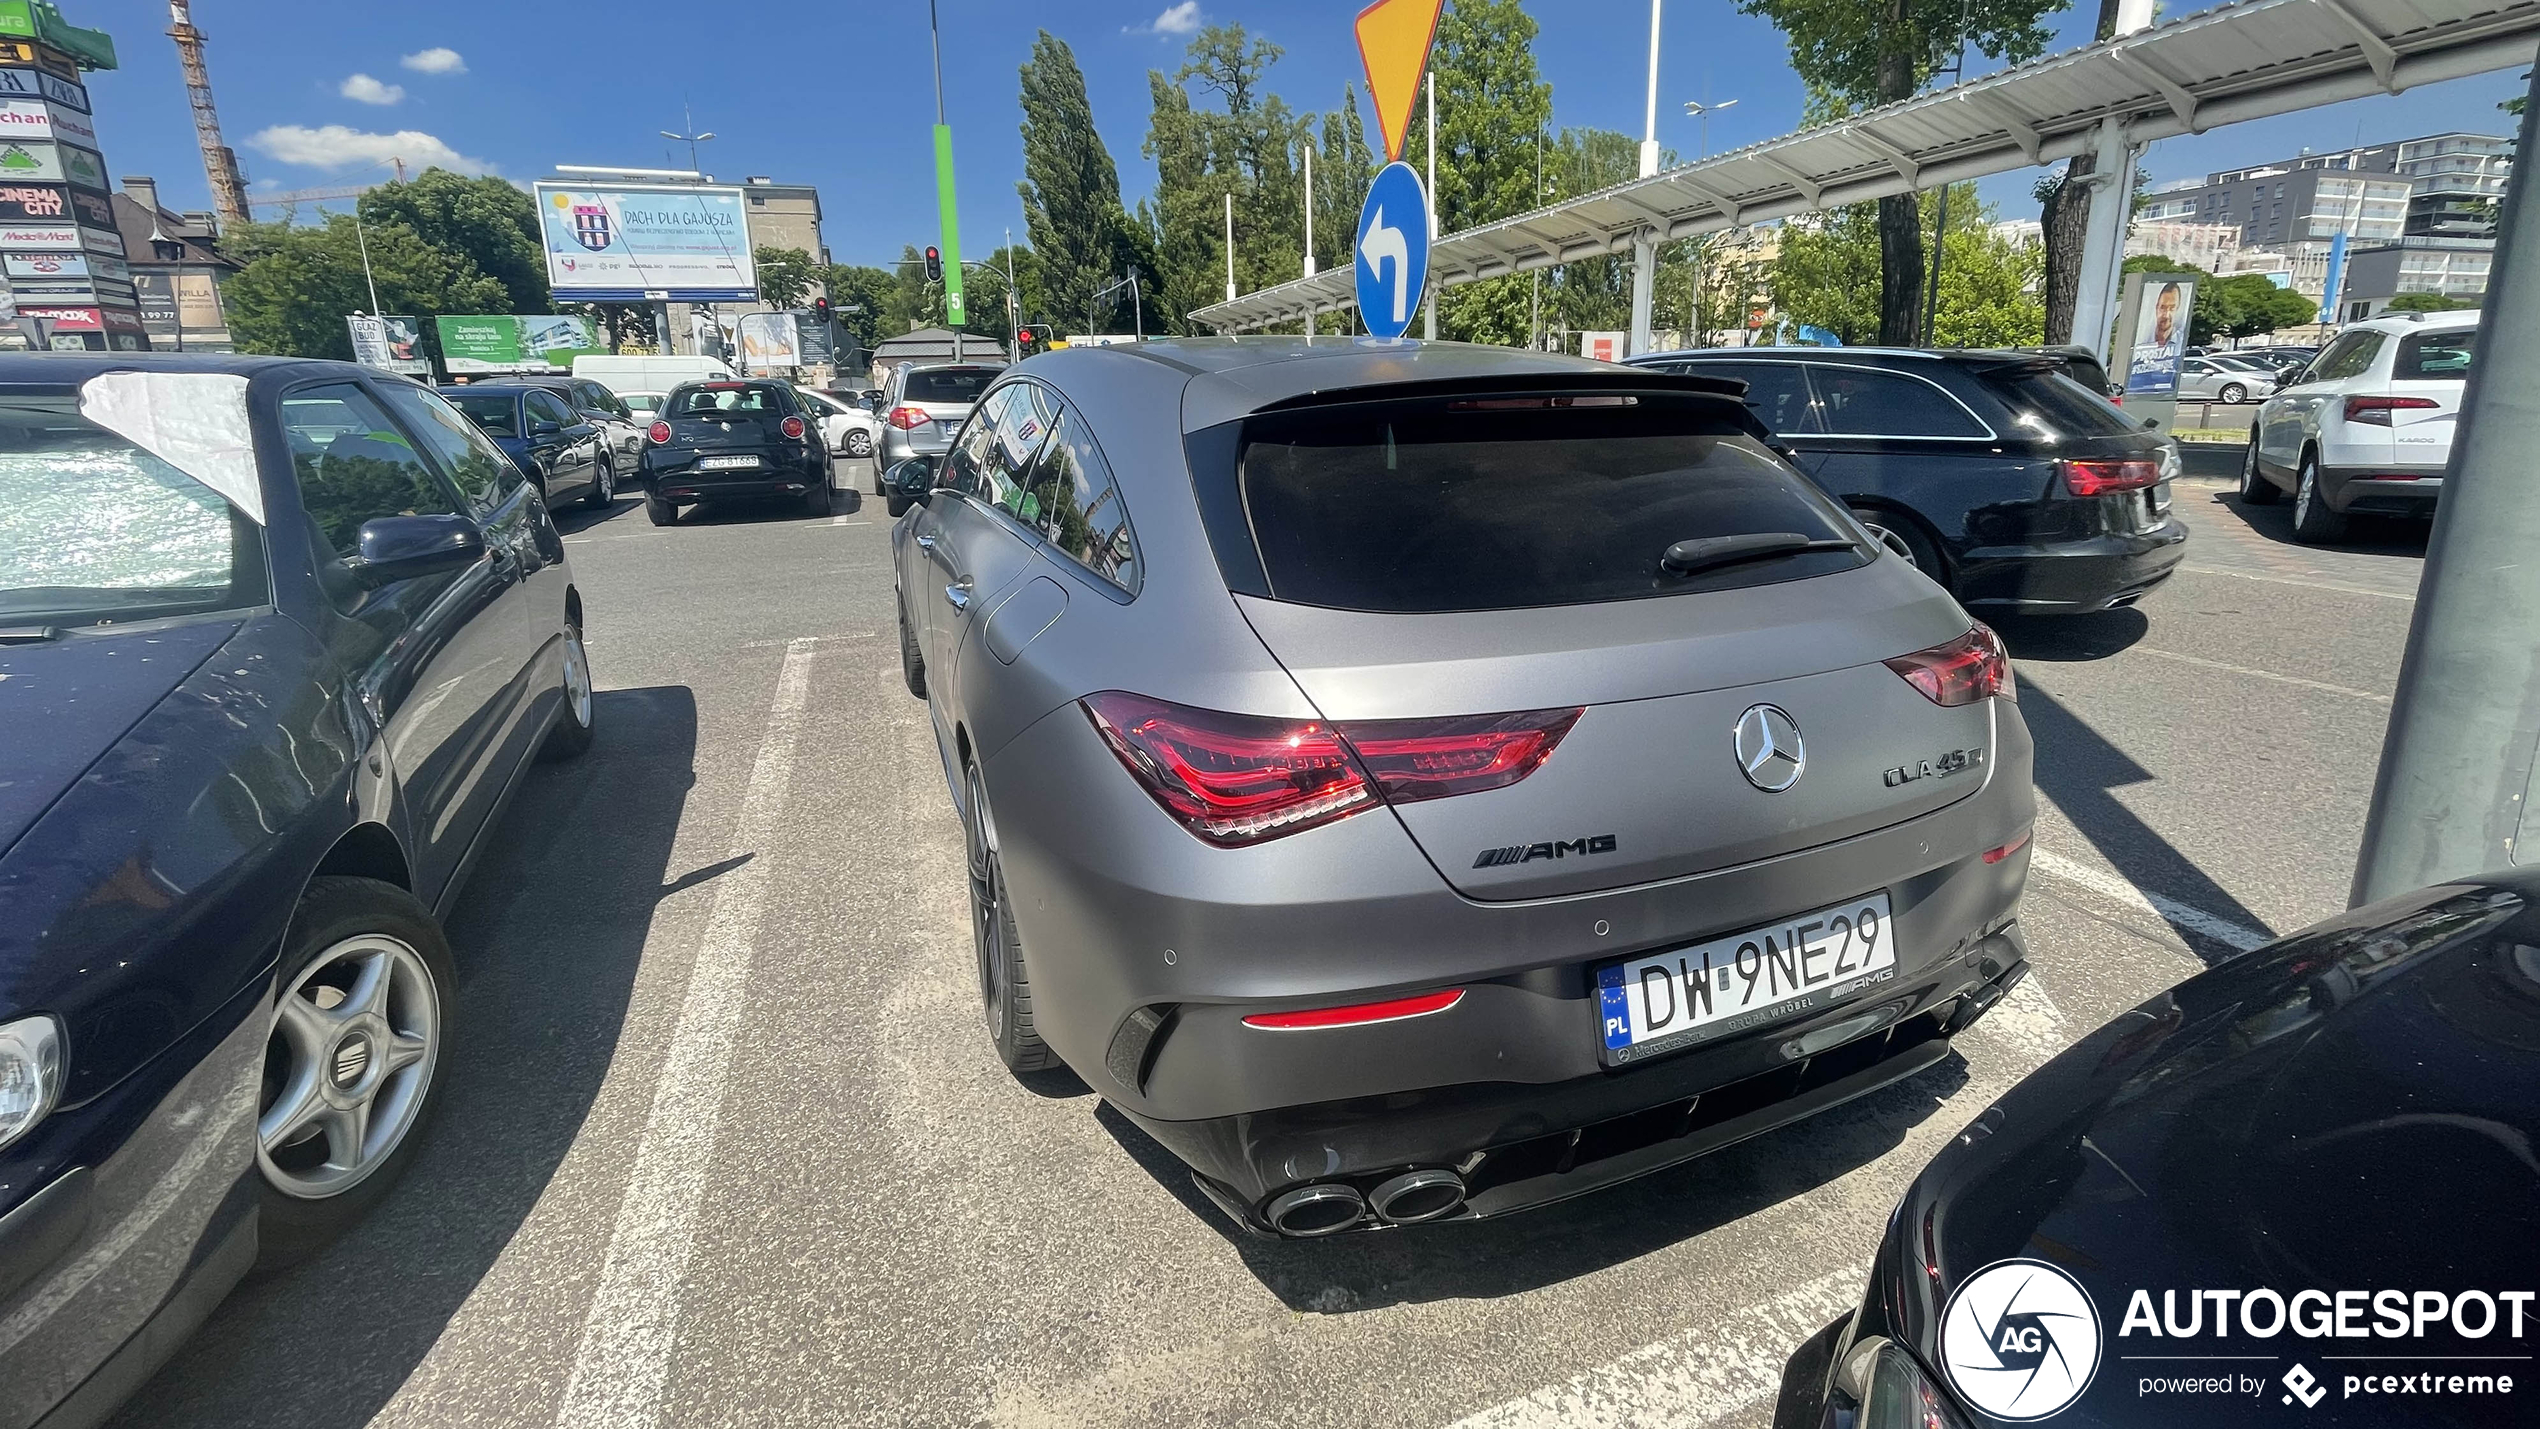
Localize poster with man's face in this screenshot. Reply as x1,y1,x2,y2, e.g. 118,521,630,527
2124,277,2197,396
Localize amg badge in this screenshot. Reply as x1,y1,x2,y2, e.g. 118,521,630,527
1474,834,1618,869
1884,747,1985,788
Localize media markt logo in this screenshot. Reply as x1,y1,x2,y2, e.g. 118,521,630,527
1939,1258,2104,1420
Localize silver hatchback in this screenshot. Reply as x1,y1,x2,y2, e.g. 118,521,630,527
886,339,2036,1236
877,361,1002,506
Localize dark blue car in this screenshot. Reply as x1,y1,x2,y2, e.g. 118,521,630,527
0,353,594,1426
437,382,614,512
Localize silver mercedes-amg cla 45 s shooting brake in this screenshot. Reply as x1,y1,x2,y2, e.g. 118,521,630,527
886,338,2035,1237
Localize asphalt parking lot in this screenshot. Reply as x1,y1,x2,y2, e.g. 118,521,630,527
111,461,2427,1429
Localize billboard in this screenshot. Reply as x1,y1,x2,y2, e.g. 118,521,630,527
0,139,98,187
0,66,87,112
435,313,602,373
0,98,95,147
2116,272,2198,398
532,182,756,302
348,314,430,375
738,311,800,371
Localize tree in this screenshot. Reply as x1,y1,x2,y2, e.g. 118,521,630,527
1018,32,1154,334
1311,85,1376,280
225,214,509,363
1423,0,1556,345
359,169,549,311
2387,291,2473,313
2036,0,2128,342
1142,22,1318,332
1771,185,2040,346
754,246,819,309
1738,0,2069,343
820,264,898,353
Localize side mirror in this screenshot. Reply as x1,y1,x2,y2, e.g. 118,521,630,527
348,513,483,588
2142,416,2161,429
884,457,938,503
531,417,562,437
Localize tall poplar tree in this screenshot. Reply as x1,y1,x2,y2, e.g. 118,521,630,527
1017,32,1149,334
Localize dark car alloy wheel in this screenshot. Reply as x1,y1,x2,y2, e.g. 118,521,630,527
2239,438,2278,505
2292,455,2348,544
541,620,596,760
1847,503,1943,582
962,763,1053,1072
585,457,615,509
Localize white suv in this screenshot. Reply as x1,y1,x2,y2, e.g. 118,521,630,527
2239,310,2475,543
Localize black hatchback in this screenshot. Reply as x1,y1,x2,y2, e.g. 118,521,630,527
637,379,834,525
1629,348,2188,615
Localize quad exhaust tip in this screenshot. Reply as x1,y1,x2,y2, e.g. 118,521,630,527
1265,1183,1366,1237
1368,1169,1467,1224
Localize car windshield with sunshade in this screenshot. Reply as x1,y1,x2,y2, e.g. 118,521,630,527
1234,395,1864,614
445,391,522,436
0,393,262,626
667,385,782,416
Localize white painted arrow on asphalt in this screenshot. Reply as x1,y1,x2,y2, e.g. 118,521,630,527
1361,204,1410,324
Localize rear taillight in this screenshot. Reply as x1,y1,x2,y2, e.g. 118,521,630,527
1885,626,2013,707
647,420,672,445
2344,396,2439,426
886,405,930,430
2059,458,2161,497
780,415,807,440
1081,693,1582,846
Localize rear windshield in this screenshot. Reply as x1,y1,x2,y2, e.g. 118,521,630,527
446,391,520,436
668,385,783,415
2393,329,2475,381
1236,398,1864,613
904,368,997,404
1987,368,2138,438
623,393,662,414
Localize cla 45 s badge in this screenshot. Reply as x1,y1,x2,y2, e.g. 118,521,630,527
1473,834,1618,869
1885,747,1985,788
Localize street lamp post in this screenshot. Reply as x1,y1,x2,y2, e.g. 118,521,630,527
659,102,715,175
1681,97,1737,160
1681,98,1738,351
1628,0,1664,357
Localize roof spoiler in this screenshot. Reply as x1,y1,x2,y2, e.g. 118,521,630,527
1249,369,1750,413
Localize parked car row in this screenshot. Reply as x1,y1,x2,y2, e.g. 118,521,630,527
1,353,593,1428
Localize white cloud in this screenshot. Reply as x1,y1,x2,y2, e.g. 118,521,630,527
1126,2,1200,35
339,73,405,105
249,124,492,175
399,47,466,75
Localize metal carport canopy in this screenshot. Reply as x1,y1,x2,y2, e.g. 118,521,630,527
1191,0,2540,332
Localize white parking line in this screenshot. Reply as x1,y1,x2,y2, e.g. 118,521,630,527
2130,646,2391,703
1447,1263,1869,1429
555,638,817,1429
2178,563,2416,602
2028,848,2269,952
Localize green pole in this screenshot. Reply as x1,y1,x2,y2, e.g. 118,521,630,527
935,124,966,328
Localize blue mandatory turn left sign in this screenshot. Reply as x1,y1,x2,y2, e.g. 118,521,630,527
1355,160,1430,341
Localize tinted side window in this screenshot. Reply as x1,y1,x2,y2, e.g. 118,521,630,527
379,382,518,508
2310,331,2385,382
526,390,576,429
1697,362,1821,436
1029,408,1139,594
985,383,1053,522
941,386,1015,496
1805,367,1988,437
1988,369,2138,438
2393,329,2474,380
281,384,465,611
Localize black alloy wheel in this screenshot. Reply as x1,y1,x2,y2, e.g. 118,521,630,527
962,762,1053,1073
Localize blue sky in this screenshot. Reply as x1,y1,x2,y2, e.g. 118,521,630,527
68,0,2527,265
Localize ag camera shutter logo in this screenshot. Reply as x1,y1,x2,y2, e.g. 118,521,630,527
1939,1258,2104,1420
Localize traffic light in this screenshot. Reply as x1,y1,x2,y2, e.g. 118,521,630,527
924,246,943,283
813,296,832,322
1016,326,1037,355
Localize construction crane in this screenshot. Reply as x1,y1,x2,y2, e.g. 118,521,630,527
165,0,250,231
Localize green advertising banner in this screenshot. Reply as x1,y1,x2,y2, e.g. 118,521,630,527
434,313,603,373
934,124,965,328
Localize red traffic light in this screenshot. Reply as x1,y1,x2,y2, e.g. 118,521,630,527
923,246,943,283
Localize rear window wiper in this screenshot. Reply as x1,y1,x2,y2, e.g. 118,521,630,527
1659,532,1858,578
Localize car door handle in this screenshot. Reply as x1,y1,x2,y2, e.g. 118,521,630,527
944,580,972,611
915,534,937,551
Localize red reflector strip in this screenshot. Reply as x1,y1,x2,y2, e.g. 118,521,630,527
1983,830,2033,864
1242,989,1465,1030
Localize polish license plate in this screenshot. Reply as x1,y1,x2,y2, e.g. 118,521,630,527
697,454,760,470
1596,892,1896,1065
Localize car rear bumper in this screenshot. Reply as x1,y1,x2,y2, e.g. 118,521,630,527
1955,517,2189,614
982,694,2035,1233
0,977,263,1429
2325,464,2444,517
643,457,824,503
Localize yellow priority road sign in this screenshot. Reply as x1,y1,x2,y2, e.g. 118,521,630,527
1354,0,1444,165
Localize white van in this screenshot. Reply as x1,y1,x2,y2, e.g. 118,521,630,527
571,354,737,398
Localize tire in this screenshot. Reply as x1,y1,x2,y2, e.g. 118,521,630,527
1848,503,1947,588
255,876,454,1269
2292,455,2348,544
646,493,677,526
963,761,1054,1073
583,457,615,509
885,493,912,518
804,482,834,517
898,596,926,699
540,619,595,761
2239,438,2279,505
2219,383,2247,405
846,430,873,459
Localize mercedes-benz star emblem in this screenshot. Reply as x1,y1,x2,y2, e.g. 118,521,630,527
1734,704,1806,792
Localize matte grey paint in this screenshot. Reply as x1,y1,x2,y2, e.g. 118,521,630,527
893,338,2035,1222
